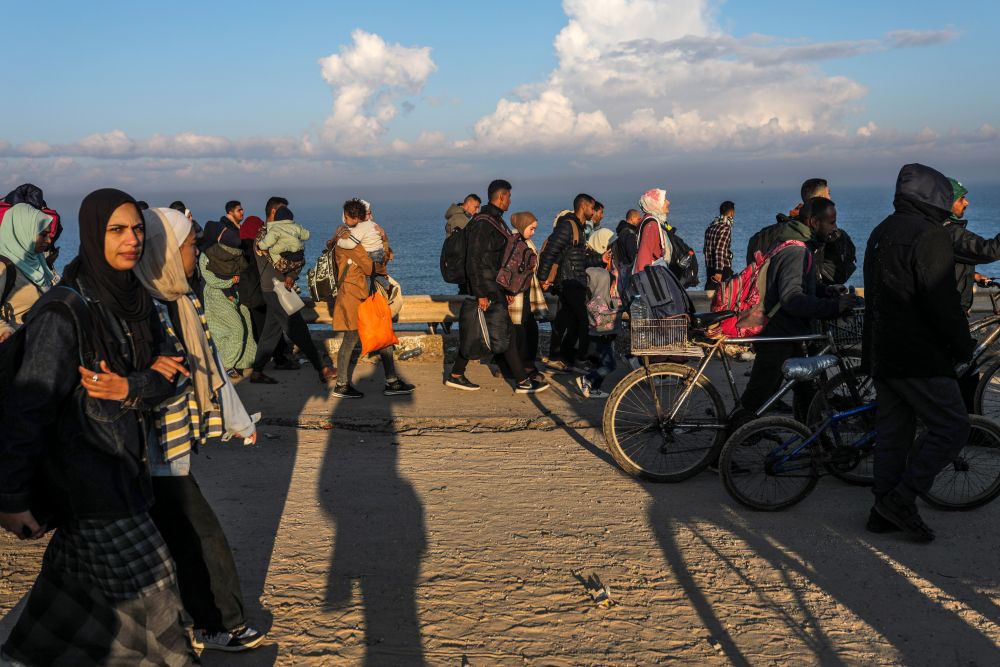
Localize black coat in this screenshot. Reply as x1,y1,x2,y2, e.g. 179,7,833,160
464,203,510,302
862,164,975,379
537,212,588,290
748,214,856,286
614,219,639,268
946,219,1000,312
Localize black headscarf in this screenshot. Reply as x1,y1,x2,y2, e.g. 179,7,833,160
62,188,155,373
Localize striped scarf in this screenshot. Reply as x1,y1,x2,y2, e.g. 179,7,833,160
154,299,223,462
509,239,550,325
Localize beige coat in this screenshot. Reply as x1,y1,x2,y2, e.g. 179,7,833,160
0,263,43,338
331,243,375,332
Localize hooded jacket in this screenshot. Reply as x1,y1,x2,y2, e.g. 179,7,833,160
614,219,639,269
747,212,856,287
862,163,974,379
945,219,1000,312
444,203,471,236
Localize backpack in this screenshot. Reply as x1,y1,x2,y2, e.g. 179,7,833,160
538,215,580,285
637,216,698,288
629,262,692,319
440,225,469,284
710,240,812,337
487,221,537,295
0,256,15,308
307,247,339,303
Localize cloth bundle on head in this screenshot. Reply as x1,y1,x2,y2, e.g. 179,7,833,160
587,227,617,255
511,211,538,235
639,188,669,224
0,203,56,287
135,208,224,414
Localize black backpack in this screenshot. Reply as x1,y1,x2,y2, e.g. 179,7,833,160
665,225,699,288
440,225,469,284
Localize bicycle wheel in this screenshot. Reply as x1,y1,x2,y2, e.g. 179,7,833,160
720,417,819,510
970,316,1000,363
805,370,876,485
602,362,726,482
922,415,1000,511
974,355,1000,422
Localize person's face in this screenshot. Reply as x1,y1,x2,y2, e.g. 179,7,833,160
592,208,604,225
344,214,363,228
663,195,671,218
105,203,144,271
229,205,245,224
811,208,838,243
495,190,511,212
727,207,735,220
267,203,286,223
952,195,969,218
33,232,51,254
179,230,198,278
522,221,538,239
462,199,480,216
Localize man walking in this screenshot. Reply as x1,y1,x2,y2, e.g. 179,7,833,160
863,163,975,542
703,201,735,291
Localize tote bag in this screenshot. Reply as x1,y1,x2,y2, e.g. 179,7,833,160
358,278,399,355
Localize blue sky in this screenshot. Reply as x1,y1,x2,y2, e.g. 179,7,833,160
2,0,998,192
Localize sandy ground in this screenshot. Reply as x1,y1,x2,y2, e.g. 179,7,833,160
3,360,1000,666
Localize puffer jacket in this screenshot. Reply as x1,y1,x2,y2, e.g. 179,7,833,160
945,219,1000,312
464,203,510,302
537,212,588,290
862,163,975,379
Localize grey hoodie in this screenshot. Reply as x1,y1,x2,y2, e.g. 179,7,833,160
445,203,471,236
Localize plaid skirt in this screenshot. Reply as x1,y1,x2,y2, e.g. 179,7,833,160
2,513,193,666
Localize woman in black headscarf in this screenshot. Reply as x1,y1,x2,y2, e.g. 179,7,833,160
0,189,195,665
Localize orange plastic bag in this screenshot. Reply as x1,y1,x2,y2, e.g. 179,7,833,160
357,291,399,355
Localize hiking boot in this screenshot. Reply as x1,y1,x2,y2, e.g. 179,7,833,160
874,489,935,542
575,376,591,398
330,384,364,399
865,507,901,534
515,378,550,394
384,379,415,396
249,371,278,385
192,625,265,653
445,375,480,391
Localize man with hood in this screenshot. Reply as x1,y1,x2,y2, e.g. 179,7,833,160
862,163,975,542
444,194,481,235
943,177,1000,410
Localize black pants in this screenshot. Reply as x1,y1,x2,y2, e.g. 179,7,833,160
740,341,814,416
252,291,323,372
149,475,245,634
336,329,397,387
873,376,970,499
452,304,526,383
549,283,589,364
250,303,289,365
506,292,539,375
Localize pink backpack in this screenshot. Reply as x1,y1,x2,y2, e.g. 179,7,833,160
710,240,812,337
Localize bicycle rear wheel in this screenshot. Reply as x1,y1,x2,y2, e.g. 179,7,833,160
602,362,726,482
922,415,1000,511
974,356,1000,421
719,417,819,510
805,370,876,486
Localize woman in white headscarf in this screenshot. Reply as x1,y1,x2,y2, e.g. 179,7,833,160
634,187,673,273
0,203,57,342
132,207,265,654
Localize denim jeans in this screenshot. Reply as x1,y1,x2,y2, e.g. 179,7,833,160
584,335,617,390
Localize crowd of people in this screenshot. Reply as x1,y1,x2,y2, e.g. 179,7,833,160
0,163,997,662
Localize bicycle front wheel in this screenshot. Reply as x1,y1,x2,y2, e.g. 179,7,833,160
805,371,876,486
602,362,726,482
922,415,1000,511
974,356,1000,421
719,417,819,510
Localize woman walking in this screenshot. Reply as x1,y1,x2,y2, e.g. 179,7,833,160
0,203,58,342
0,189,193,665
507,212,548,380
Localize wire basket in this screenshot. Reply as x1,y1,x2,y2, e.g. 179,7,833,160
629,316,701,356
829,309,864,349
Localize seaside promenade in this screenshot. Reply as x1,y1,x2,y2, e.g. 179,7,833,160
3,349,1000,665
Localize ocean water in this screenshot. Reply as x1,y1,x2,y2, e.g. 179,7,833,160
44,183,1000,295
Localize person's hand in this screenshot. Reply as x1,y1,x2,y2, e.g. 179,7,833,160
825,284,849,297
78,360,130,401
45,246,60,268
283,275,295,291
0,510,44,540
505,294,515,305
0,330,11,344
478,297,490,311
711,272,722,283
541,280,553,291
150,356,189,382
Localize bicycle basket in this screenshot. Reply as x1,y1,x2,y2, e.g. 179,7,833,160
629,315,700,356
829,309,864,349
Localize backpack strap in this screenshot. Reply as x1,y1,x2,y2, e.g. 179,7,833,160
0,256,15,307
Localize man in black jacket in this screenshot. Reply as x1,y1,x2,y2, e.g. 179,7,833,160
614,209,641,268
863,163,976,542
538,193,596,372
446,180,549,394
944,177,1000,409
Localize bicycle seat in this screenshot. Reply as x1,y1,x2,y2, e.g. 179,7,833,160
690,310,735,329
781,354,839,381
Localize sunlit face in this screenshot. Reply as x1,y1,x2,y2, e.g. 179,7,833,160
34,232,51,254
952,195,969,218
522,221,538,239
229,205,245,224
104,203,144,271
663,196,671,217
179,230,198,278
495,190,511,212
592,208,604,225
462,198,480,216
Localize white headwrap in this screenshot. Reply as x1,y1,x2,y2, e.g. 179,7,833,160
587,228,617,255
639,188,669,224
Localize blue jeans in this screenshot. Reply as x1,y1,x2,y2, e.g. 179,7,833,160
584,335,616,390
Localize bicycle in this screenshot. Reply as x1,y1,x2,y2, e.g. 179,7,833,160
970,280,1000,419
718,377,1000,511
602,309,865,482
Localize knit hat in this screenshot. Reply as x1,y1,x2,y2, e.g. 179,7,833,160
948,177,968,202
587,227,617,255
511,211,538,235
274,207,294,221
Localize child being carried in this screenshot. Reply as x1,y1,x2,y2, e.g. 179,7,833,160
338,199,394,297
259,207,310,274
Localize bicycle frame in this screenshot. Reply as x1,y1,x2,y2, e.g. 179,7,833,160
768,402,878,474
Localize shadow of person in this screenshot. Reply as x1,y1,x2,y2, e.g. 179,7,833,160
318,349,424,665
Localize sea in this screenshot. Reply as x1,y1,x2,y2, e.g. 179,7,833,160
43,183,1000,297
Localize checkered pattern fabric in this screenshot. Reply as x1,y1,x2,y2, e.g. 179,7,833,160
703,215,734,272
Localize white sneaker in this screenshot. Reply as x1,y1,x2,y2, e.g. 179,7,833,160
575,375,591,398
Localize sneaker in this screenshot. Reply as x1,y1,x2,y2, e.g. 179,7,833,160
193,625,266,652
330,384,364,399
588,387,610,399
574,375,591,398
384,379,415,396
445,375,480,391
249,371,278,385
874,489,935,542
515,378,550,394
865,507,901,534
545,359,571,373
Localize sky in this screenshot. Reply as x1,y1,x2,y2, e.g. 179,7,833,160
2,0,998,197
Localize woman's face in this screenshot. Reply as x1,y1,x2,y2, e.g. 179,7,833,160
104,203,145,271
179,230,198,278
522,221,538,239
33,232,51,254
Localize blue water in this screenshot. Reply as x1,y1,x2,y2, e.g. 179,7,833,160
43,184,1000,295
